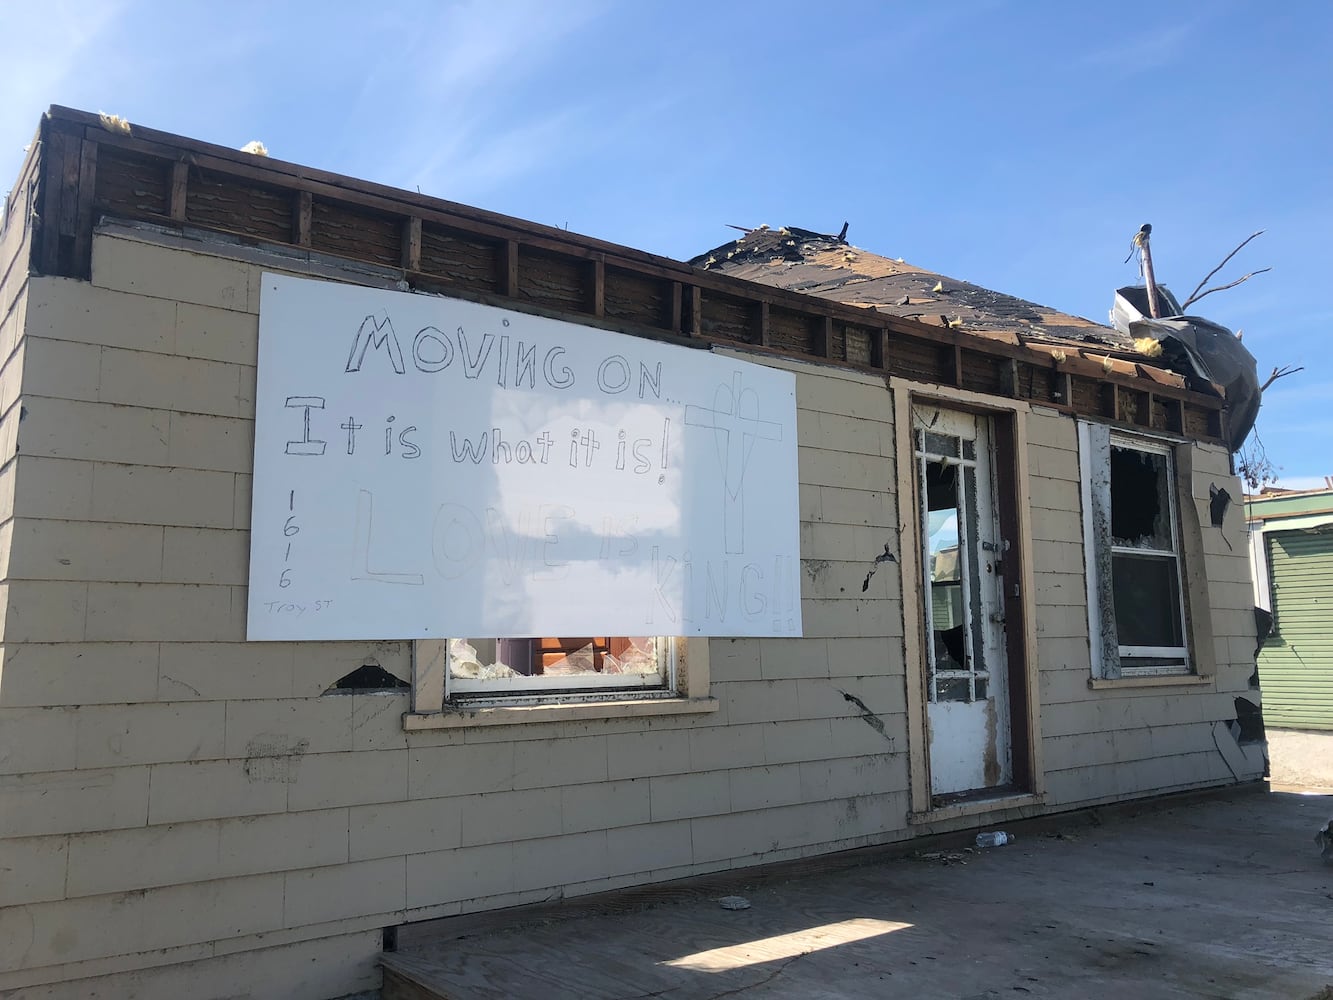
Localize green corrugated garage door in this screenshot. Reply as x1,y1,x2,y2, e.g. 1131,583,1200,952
1259,528,1333,731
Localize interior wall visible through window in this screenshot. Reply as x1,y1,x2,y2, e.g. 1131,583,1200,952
1079,422,1191,678
447,635,676,699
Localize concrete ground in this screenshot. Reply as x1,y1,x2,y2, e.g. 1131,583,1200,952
1269,728,1333,792
388,786,1333,1000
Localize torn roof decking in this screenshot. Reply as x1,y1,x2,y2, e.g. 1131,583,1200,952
24,106,1224,443
692,226,1197,386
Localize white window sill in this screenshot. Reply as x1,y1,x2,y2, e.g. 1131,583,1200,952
1087,674,1212,690
404,696,719,731
909,792,1044,826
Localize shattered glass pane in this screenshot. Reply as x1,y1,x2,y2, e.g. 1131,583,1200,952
925,456,967,680
923,431,959,458
964,465,986,675
1110,447,1172,549
933,622,966,671
936,675,971,702
447,638,520,680
449,636,667,683
543,642,597,675
603,636,667,675
1111,554,1183,647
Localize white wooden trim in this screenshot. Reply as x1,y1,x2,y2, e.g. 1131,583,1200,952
909,791,1044,826
412,638,447,713
450,672,666,695
404,695,720,730
1077,420,1109,677
1120,645,1190,659
1248,522,1273,612
891,377,1042,810
1088,673,1212,690
1012,406,1044,797
892,382,932,816
413,636,706,721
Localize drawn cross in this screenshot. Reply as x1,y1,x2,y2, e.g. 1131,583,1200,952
684,371,783,554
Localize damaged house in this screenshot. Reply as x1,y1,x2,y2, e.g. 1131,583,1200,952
0,108,1264,999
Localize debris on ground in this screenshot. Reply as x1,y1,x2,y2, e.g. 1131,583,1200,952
1315,820,1333,863
718,895,751,910
915,850,974,866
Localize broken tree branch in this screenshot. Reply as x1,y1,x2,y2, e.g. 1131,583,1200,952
1259,364,1304,393
1180,230,1266,309
1182,267,1273,310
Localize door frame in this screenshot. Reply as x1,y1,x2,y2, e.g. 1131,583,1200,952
891,379,1045,820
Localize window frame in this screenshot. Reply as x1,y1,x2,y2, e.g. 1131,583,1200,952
445,635,680,703
1079,422,1192,679
406,635,715,729
1261,532,1283,638
915,418,997,706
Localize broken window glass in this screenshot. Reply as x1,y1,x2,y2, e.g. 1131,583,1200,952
919,429,993,704
1111,554,1183,648
936,675,972,702
447,635,672,695
1110,447,1173,550
1082,428,1190,676
923,431,959,458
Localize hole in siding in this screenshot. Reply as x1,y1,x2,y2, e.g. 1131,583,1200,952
323,663,410,695
1209,483,1232,527
1233,696,1266,744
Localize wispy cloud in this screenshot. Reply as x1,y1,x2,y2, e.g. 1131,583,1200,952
0,0,129,174
1258,379,1333,404
331,0,614,201
1078,18,1203,74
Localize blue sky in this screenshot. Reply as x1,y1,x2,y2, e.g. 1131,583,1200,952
3,1,1329,486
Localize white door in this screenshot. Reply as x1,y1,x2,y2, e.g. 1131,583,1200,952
915,408,1012,797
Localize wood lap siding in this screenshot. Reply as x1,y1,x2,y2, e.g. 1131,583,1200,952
517,248,586,313
419,227,501,293
1182,405,1214,441
1069,376,1104,419
94,147,169,219
844,327,873,367
311,200,401,267
825,323,847,362
767,307,811,354
700,292,755,344
888,336,944,384
959,349,1003,395
185,174,293,244
605,266,671,329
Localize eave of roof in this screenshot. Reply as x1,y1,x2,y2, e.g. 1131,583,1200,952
21,107,1223,444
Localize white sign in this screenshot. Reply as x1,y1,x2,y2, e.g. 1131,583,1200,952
247,273,802,641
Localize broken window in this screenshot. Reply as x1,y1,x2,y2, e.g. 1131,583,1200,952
1080,424,1189,677
916,426,992,703
446,635,675,700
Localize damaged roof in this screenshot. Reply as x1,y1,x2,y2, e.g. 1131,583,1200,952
690,225,1186,386
22,106,1223,442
